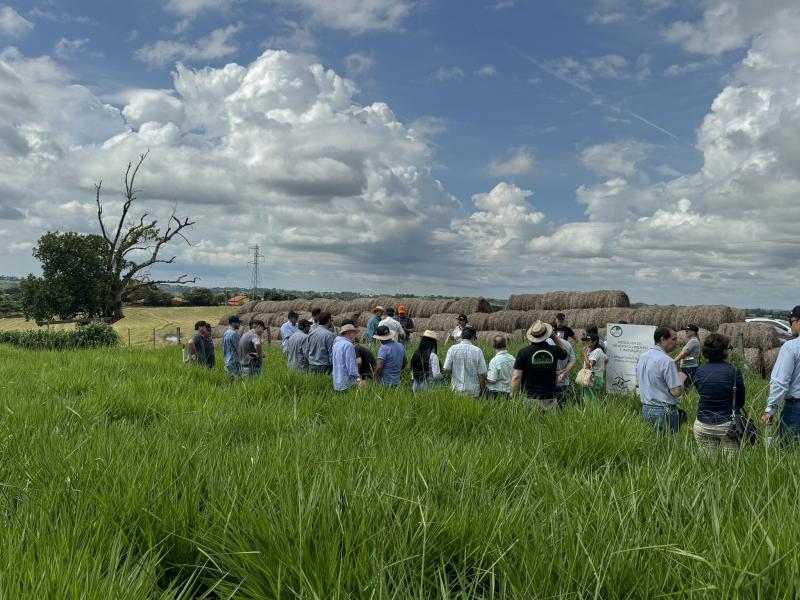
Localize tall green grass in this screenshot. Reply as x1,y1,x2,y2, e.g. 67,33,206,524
0,340,795,598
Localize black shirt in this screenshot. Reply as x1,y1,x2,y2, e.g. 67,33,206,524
354,344,376,378
555,325,575,341
513,342,567,399
696,362,745,425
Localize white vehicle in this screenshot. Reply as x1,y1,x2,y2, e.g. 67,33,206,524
745,317,793,342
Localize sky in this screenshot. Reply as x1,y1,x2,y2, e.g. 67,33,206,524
0,0,798,307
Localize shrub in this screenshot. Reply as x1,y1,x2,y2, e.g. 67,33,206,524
0,321,118,350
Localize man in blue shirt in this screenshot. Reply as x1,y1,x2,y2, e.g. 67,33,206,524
374,325,406,387
636,326,686,433
332,324,362,391
367,306,384,344
222,315,242,376
280,310,299,353
762,306,800,443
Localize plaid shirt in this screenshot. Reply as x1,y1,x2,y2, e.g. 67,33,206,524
443,340,487,397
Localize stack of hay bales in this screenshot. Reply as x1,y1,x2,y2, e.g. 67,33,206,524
507,290,630,311
719,322,782,377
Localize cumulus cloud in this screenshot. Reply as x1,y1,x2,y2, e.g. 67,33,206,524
581,139,653,178
291,0,414,33
135,24,242,66
487,147,535,177
0,6,33,37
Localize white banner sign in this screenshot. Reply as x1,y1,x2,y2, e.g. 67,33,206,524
605,323,656,394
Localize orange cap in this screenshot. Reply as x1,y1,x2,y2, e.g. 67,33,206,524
398,305,407,313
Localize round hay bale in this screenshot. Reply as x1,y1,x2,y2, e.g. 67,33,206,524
718,322,780,352
476,330,514,344
738,347,763,377
676,305,744,331
211,325,228,338
428,313,459,331
467,313,492,330
486,310,529,332
506,290,630,311
332,312,362,327
449,297,493,314
762,347,781,377
239,300,258,313
677,327,711,344
404,299,454,317
413,317,431,332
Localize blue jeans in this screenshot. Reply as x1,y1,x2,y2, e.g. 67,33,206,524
779,402,800,444
642,404,680,434
682,367,698,392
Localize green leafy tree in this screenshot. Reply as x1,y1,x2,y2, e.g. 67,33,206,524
0,293,20,317
184,287,215,306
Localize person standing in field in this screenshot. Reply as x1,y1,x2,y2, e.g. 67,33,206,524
410,330,443,392
222,315,242,376
510,320,568,411
547,335,576,407
305,312,335,374
396,305,415,345
286,319,311,371
187,320,215,368
485,335,515,399
280,310,299,353
585,324,606,353
443,325,487,397
762,306,800,443
354,341,376,380
636,326,686,434
309,307,322,332
452,314,468,340
239,319,265,376
674,324,701,391
367,306,385,344
581,333,606,401
373,325,407,387
379,308,404,342
332,324,363,392
693,333,747,456
554,313,578,344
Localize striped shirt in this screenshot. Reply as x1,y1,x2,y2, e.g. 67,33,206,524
443,340,487,397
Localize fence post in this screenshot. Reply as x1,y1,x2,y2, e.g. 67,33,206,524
735,332,744,355
266,326,272,345
176,327,182,349
128,328,131,348
153,328,156,349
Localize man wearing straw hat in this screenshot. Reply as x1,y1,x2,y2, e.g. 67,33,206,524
511,320,568,410
373,325,407,387
367,306,385,344
332,324,363,392
762,306,800,442
443,325,487,397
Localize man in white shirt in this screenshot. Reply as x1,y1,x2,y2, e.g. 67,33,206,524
443,326,487,397
379,307,405,342
636,326,686,434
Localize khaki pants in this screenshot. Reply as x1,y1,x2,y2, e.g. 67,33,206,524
526,397,557,412
692,419,739,457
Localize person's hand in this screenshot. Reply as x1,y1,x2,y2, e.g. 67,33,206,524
678,372,687,382
557,371,566,382
762,412,773,426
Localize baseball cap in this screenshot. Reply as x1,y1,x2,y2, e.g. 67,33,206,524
581,332,599,342
790,306,800,320
228,315,241,324
397,305,407,314
684,324,699,333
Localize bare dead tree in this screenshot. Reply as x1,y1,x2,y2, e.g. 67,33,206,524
95,151,196,320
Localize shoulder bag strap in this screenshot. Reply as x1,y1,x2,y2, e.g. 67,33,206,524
731,364,738,418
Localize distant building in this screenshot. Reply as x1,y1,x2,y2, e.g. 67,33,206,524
173,296,186,304
227,295,250,306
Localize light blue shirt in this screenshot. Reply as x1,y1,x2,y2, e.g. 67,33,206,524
487,350,515,393
332,336,359,391
367,315,381,343
766,337,800,415
636,345,682,406
222,327,240,370
280,320,298,353
377,340,406,386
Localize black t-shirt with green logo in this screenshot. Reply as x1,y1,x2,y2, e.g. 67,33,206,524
514,342,567,399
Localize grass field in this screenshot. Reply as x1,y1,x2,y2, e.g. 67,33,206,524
0,306,233,347
0,336,797,598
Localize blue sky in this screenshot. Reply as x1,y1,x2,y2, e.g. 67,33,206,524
1,0,798,307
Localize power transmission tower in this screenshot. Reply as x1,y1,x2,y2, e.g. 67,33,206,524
248,244,264,300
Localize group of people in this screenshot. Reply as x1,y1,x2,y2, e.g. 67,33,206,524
188,303,800,452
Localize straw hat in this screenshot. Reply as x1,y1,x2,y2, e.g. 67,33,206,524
421,330,438,340
339,324,358,334
526,320,553,343
373,306,385,314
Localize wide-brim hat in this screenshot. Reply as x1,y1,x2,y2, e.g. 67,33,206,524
339,324,358,334
421,330,438,340
373,306,385,313
526,320,553,343
373,327,397,341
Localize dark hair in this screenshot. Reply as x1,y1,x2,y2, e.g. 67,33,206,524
492,335,507,350
318,312,331,326
702,333,729,362
556,313,566,320
341,319,355,326
411,336,438,380
386,307,395,317
298,319,311,330
654,326,674,344
461,325,477,340
311,308,321,317
457,313,468,322
194,320,208,330
586,324,598,335
250,319,266,329
288,310,299,319
228,315,241,324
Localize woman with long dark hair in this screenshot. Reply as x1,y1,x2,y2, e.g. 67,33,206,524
411,330,443,392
